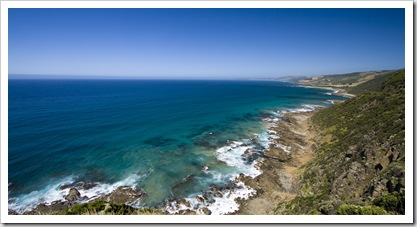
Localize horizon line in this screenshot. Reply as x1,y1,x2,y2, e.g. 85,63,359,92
8,68,403,80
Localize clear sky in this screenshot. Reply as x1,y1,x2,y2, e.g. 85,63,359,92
8,8,405,79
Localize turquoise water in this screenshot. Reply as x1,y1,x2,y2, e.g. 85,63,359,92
8,79,344,213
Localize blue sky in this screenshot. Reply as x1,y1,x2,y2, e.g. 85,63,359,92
8,8,405,79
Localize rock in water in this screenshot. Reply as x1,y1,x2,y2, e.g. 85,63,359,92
99,186,144,204
200,207,212,215
65,188,81,202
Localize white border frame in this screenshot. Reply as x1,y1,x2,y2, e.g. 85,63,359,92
1,1,413,224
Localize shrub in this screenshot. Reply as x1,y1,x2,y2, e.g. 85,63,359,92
373,191,405,214
337,204,387,215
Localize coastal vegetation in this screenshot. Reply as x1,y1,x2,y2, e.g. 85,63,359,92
275,69,405,215
61,201,163,215
295,70,395,91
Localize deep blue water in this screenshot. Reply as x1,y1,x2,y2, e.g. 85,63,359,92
8,79,345,212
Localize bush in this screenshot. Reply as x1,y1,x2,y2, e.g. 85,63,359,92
373,191,405,214
309,209,322,215
337,204,387,215
61,200,164,215
63,200,107,215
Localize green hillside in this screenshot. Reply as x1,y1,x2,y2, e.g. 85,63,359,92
345,70,401,95
275,70,405,215
296,70,395,90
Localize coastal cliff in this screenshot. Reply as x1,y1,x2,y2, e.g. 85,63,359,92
273,69,405,215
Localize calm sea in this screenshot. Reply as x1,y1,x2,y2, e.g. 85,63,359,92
8,79,344,213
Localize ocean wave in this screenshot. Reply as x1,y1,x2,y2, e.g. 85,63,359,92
278,104,322,114
8,173,146,214
164,179,256,215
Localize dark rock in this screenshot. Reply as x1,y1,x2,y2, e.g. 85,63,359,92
178,198,191,207
345,153,353,158
214,192,223,198
65,188,81,202
374,163,383,173
200,207,212,215
8,210,18,215
59,183,73,190
386,180,394,193
195,196,205,203
24,201,70,215
180,209,197,215
98,186,144,204
202,193,210,200
60,181,98,191
388,153,394,163
78,182,98,190
394,183,403,192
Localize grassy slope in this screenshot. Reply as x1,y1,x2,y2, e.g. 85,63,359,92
275,70,405,215
296,70,395,89
345,71,399,95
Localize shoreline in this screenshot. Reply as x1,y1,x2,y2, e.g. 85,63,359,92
235,108,322,215
300,84,356,98
235,85,356,215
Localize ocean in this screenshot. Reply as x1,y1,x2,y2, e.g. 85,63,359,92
8,79,345,214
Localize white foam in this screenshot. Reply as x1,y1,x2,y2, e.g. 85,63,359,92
326,100,335,104
274,143,292,153
77,173,142,201
164,180,256,215
8,175,76,213
206,182,256,215
206,170,227,183
215,144,261,178
9,173,145,214
257,131,279,149
278,104,323,114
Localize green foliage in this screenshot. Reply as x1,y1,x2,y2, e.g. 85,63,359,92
312,70,405,151
63,200,107,215
373,191,405,214
309,209,322,215
61,200,163,215
382,69,405,92
276,70,405,215
337,204,388,215
297,70,395,89
345,71,399,95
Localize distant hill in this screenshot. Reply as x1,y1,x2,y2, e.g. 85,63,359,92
275,69,405,215
294,70,397,93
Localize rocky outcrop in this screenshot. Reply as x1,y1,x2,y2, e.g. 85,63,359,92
60,181,98,191
96,186,145,204
65,188,81,202
237,110,319,215
12,185,146,215
23,201,71,215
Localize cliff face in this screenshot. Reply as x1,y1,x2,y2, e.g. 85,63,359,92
275,70,405,215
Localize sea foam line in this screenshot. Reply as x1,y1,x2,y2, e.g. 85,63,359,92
8,173,146,214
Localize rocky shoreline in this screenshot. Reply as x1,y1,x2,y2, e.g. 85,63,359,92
10,185,147,215
236,108,322,215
